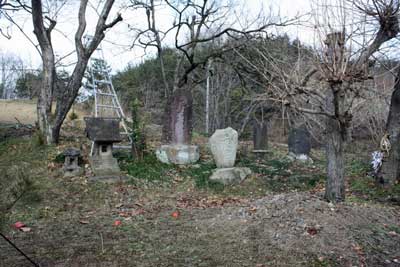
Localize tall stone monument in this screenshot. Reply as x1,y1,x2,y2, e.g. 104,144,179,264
156,89,199,164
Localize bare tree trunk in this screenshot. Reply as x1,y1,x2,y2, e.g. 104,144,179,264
378,67,400,186
325,116,345,202
31,0,56,143
31,0,122,144
324,86,347,202
52,62,88,143
205,61,210,134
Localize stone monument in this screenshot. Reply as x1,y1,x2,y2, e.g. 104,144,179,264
287,125,313,163
63,148,83,177
252,120,269,159
209,127,251,185
156,89,199,164
85,117,122,178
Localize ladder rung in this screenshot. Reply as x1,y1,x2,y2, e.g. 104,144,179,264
97,92,115,97
94,79,111,84
92,69,108,74
97,104,119,109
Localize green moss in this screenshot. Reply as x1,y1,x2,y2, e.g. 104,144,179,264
119,153,173,182
180,161,225,191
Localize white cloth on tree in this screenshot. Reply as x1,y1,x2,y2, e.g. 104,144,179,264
371,151,383,175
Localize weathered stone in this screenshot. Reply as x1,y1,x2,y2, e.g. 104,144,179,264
162,89,193,144
253,120,268,150
288,126,311,156
209,167,252,185
287,152,314,164
156,144,199,165
209,127,238,168
89,143,120,176
85,117,121,178
89,155,120,176
63,148,83,177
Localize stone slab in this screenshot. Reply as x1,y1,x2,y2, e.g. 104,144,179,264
156,144,199,165
209,167,252,185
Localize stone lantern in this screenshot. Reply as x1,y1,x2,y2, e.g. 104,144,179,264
63,148,83,177
84,117,122,176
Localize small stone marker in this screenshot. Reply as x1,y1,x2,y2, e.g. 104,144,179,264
253,120,268,151
287,126,313,163
63,148,83,177
209,127,251,185
209,127,238,168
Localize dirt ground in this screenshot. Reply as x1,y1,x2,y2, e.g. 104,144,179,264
0,127,399,267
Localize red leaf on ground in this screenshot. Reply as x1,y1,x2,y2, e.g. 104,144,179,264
171,211,180,219
13,221,26,229
113,220,122,226
307,227,318,235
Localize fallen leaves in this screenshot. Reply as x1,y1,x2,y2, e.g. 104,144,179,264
13,221,25,229
176,195,246,209
306,227,318,236
171,211,180,219
352,243,366,267
13,222,31,232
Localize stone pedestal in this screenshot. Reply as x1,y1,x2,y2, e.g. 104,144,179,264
209,167,252,185
89,154,120,176
156,144,199,165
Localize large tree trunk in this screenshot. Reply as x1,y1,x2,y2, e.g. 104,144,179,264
325,116,346,202
378,67,400,186
52,62,88,143
324,85,347,202
32,0,56,143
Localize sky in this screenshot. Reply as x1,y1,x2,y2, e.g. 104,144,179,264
0,0,311,73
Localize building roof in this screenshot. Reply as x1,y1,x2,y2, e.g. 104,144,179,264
84,117,122,142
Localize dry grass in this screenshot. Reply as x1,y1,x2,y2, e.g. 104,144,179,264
0,99,38,124
0,99,90,125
